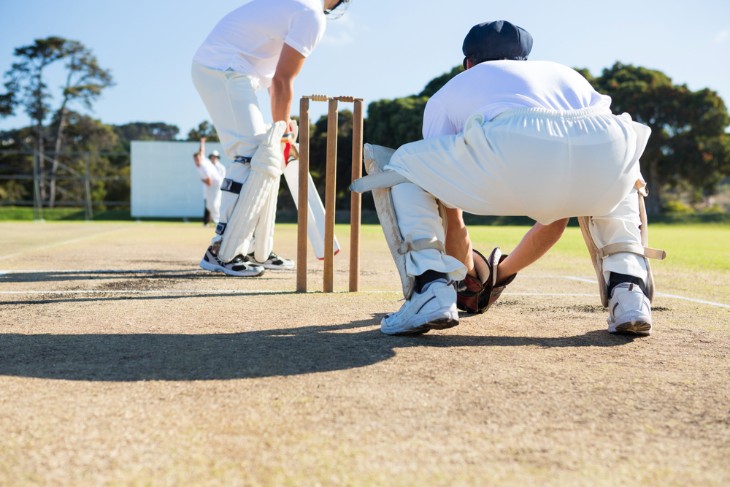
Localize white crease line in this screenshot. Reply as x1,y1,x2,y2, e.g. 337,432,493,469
0,288,728,309
561,275,730,309
562,276,598,284
0,228,129,261
508,293,596,297
0,289,291,296
1,272,728,309
0,290,594,298
1,269,190,274
0,289,392,296
651,293,730,309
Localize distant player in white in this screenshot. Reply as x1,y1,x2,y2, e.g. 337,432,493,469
206,147,226,223
359,21,664,336
193,137,226,226
192,0,351,277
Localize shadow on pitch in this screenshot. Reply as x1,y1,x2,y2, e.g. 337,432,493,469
0,291,298,306
0,269,266,284
0,320,632,382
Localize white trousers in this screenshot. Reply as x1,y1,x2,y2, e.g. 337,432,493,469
191,62,267,159
191,62,271,250
204,185,222,224
387,107,652,284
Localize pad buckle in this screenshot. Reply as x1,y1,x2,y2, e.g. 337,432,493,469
220,178,243,194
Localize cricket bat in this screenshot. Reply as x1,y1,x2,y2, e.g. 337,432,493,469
283,158,340,260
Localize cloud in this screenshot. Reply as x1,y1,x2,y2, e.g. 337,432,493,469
714,29,729,44
321,14,357,45
322,29,354,45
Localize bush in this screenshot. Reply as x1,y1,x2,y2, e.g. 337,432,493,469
663,200,694,214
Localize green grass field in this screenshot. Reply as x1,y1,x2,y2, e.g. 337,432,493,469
356,223,730,273
359,221,730,303
427,222,730,273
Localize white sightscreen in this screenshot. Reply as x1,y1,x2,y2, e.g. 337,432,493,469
131,141,228,218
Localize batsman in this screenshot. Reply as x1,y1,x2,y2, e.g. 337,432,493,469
353,20,665,336
191,0,350,277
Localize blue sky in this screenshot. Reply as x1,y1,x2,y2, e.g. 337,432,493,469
1,0,729,137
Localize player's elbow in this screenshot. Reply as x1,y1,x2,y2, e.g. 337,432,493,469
544,218,569,238
271,74,294,95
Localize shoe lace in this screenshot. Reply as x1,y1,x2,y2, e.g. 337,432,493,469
248,251,280,263
230,254,250,265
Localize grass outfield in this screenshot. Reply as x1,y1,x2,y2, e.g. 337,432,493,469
349,222,730,273
463,223,730,272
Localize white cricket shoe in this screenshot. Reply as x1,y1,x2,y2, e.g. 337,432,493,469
381,279,459,335
607,283,652,336
200,247,265,277
247,251,295,270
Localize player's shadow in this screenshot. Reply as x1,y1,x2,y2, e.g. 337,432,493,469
0,321,633,382
0,269,246,284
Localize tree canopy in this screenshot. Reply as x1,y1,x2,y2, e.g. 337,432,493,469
586,62,730,213
1,36,114,207
113,122,180,148
186,120,219,142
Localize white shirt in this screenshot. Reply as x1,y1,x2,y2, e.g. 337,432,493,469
196,157,215,195
196,157,226,198
422,60,612,138
193,0,326,88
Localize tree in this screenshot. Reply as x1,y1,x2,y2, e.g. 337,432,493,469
48,111,120,209
365,66,463,149
588,63,730,213
187,120,219,141
419,65,464,97
1,37,114,207
113,121,180,149
2,37,68,203
365,96,428,148
48,41,114,206
0,127,35,203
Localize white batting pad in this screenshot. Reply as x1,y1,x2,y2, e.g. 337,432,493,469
363,144,417,298
218,122,287,262
579,182,666,307
253,171,281,263
217,162,251,242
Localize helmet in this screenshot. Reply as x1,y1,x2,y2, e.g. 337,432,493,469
324,0,351,17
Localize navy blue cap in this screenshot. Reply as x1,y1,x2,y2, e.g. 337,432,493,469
462,20,533,63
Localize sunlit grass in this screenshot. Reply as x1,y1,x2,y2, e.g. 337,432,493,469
354,222,730,275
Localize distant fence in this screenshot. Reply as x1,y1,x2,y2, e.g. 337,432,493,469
0,149,130,220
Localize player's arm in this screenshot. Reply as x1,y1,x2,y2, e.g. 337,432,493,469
195,137,212,184
497,220,568,278
444,207,476,276
270,44,306,129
